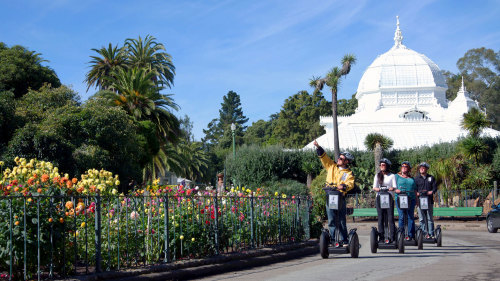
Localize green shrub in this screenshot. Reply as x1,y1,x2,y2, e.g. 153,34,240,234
261,178,309,197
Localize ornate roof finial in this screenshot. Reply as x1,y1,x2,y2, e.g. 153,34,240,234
394,16,404,48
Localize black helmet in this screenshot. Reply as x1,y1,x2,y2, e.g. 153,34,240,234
340,151,354,162
401,161,412,169
379,158,392,166
418,162,430,168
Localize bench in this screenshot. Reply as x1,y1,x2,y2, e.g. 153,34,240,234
350,207,483,221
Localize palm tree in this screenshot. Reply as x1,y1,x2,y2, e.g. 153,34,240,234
310,54,356,159
142,143,184,184
458,136,489,164
461,107,490,138
100,67,180,142
85,43,126,91
124,35,175,88
364,133,393,173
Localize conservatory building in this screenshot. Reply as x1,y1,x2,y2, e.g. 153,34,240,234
304,17,500,151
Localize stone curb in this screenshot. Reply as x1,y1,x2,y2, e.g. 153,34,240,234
63,241,319,281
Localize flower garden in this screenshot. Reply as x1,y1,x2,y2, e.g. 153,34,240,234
0,158,311,280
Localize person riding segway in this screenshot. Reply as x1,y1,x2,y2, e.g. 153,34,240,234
370,158,401,253
415,162,442,247
395,161,423,252
314,140,359,259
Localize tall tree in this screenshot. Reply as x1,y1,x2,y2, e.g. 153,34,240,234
84,43,126,91
0,43,61,98
310,54,356,159
271,90,331,148
124,35,175,88
446,47,500,130
364,133,393,174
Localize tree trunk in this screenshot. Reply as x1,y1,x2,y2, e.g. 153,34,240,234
306,173,312,188
331,89,340,160
374,142,382,174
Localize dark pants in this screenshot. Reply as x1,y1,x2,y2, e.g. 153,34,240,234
376,194,395,241
326,203,348,242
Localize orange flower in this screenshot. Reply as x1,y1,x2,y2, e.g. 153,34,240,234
41,174,49,183
65,201,74,210
48,218,53,223
11,180,18,186
77,187,84,193
27,178,35,186
89,185,96,193
37,188,42,193
66,181,73,189
72,178,78,184
33,173,38,179
52,177,59,184
14,187,19,192
15,221,20,226
59,218,64,223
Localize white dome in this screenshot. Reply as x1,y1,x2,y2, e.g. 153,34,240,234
355,17,447,111
356,47,447,94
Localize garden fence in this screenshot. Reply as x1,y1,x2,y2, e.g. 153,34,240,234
0,193,311,280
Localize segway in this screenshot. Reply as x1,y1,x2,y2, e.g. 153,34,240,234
370,186,402,253
396,191,423,253
319,186,360,259
417,190,442,248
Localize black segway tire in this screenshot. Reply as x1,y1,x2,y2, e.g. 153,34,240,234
417,230,424,250
319,231,330,259
350,232,359,258
370,228,378,253
416,229,423,250
398,232,405,254
436,228,442,247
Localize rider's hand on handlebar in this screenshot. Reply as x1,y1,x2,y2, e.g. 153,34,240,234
427,191,433,195
338,184,346,190
395,189,401,194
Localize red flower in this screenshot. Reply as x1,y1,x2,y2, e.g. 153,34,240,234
205,220,210,225
200,209,205,214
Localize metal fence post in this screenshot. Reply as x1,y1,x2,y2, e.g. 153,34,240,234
494,181,498,204
214,181,220,255
164,194,170,263
95,194,102,273
278,197,282,243
250,195,255,248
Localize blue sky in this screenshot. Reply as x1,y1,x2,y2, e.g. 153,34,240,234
2,0,499,140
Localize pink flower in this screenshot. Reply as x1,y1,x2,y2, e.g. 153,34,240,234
130,211,139,220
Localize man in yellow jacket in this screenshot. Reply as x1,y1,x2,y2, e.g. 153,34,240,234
314,140,355,243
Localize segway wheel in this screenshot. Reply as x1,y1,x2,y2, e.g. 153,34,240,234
417,230,424,250
416,229,423,250
319,230,330,259
436,228,442,247
398,232,405,254
370,228,378,253
350,232,359,258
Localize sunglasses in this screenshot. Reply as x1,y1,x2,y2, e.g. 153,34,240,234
338,157,346,161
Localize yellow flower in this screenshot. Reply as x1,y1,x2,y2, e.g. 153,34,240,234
282,194,287,199
180,235,184,240
81,222,86,228
112,189,118,195
0,161,4,166
274,192,279,196
115,180,120,186
191,238,195,242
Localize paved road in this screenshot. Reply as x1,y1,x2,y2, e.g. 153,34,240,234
195,231,500,281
